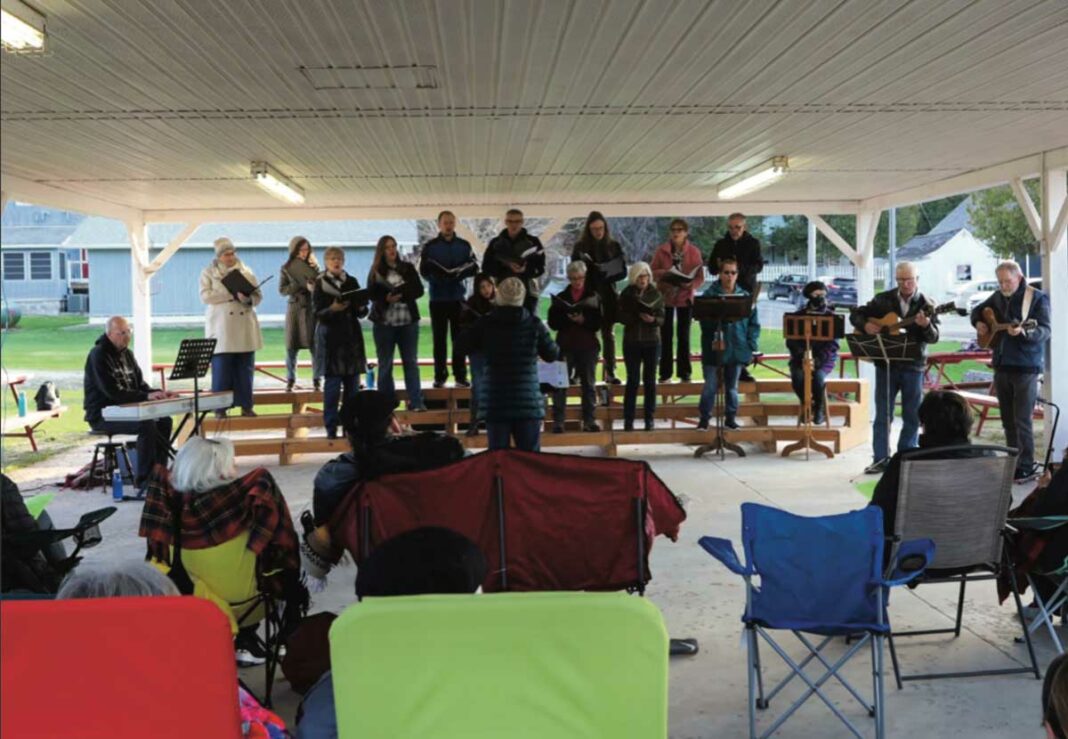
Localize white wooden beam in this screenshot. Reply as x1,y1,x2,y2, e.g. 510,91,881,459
807,214,859,264
1,190,8,215
125,221,154,373
860,146,1068,212
1041,163,1067,453
143,199,860,224
453,220,487,256
806,217,817,280
533,217,570,248
146,222,201,275
1010,177,1043,243
0,173,143,222
1049,192,1068,254
855,210,881,269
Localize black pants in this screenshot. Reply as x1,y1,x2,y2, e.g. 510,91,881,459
790,365,827,415
601,322,618,379
659,305,692,381
994,370,1040,472
429,300,467,383
91,417,173,485
624,342,659,425
553,348,598,426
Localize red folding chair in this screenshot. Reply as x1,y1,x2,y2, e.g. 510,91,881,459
1,596,242,738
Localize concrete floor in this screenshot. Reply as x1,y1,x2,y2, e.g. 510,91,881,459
5,423,1049,738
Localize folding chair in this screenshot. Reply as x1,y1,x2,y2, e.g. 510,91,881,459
700,504,932,739
330,591,669,738
1009,516,1068,654
0,596,242,738
886,444,1041,685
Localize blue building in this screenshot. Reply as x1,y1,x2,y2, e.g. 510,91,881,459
1,203,88,313
71,218,419,319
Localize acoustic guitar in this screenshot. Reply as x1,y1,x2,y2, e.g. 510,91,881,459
859,300,963,335
977,307,1037,349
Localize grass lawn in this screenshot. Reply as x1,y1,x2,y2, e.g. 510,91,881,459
0,314,992,471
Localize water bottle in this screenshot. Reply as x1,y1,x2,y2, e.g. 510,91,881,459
112,470,124,502
366,366,376,389
16,391,27,417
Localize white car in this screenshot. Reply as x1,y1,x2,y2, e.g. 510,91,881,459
950,280,999,311
966,277,1043,313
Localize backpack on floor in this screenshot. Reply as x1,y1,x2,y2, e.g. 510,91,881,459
35,382,61,411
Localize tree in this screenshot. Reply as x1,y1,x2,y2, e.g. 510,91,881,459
967,182,1041,257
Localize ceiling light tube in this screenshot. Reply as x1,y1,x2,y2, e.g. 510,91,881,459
717,156,789,199
251,161,305,205
1,0,46,52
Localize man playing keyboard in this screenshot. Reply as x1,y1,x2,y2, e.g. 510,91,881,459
84,316,178,494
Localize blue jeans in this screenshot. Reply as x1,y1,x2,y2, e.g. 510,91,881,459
211,352,255,410
873,364,923,462
285,347,321,384
698,363,741,421
373,322,425,410
322,375,356,433
486,419,542,452
468,352,486,423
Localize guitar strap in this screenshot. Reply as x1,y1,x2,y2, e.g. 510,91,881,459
1020,285,1035,322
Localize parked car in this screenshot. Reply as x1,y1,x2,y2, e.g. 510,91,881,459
767,273,808,306
949,279,998,311
967,277,1042,312
826,277,858,307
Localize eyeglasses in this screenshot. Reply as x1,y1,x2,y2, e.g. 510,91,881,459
721,270,738,275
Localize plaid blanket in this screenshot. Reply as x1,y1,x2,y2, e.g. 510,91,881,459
139,465,300,590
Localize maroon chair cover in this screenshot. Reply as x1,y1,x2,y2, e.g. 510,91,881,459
327,449,686,592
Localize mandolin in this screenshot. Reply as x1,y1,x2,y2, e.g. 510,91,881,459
859,301,963,335
977,307,1037,349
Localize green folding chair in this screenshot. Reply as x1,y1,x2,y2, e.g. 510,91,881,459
330,591,668,738
1011,516,1068,654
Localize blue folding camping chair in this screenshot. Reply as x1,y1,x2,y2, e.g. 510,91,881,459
700,503,934,739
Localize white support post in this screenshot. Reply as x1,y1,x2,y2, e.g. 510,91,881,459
1010,177,1043,243
146,222,200,275
1,190,9,215
1041,162,1068,454
854,209,880,306
806,217,817,280
533,217,568,248
808,214,860,265
125,221,154,374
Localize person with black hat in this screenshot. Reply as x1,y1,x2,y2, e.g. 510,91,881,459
785,281,839,425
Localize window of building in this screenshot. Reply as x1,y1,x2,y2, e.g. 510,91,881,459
956,264,972,282
2,251,26,280
59,252,68,280
66,248,89,281
30,252,52,280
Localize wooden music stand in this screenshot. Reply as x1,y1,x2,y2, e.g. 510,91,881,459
693,295,752,461
781,314,841,460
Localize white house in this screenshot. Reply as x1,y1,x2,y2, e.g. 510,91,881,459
895,197,999,302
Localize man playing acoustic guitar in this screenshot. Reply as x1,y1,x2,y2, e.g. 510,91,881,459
851,261,940,474
971,260,1051,482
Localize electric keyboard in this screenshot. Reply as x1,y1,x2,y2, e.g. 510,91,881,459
102,391,233,421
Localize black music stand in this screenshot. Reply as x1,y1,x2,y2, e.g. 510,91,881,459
170,338,217,437
845,331,923,467
693,295,753,460
781,313,844,460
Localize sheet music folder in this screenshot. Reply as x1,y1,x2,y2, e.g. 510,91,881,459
845,332,924,363
692,294,751,322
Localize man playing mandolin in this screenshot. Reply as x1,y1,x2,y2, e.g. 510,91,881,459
851,261,940,474
971,260,1051,482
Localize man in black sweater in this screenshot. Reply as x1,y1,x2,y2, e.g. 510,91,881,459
83,316,177,490
709,213,764,381
482,208,546,314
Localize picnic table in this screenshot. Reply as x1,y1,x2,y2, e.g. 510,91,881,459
1,373,67,452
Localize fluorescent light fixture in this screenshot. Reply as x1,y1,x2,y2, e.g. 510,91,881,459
251,161,305,205
1,0,46,52
717,156,789,199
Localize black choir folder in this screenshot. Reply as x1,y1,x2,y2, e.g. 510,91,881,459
221,270,273,300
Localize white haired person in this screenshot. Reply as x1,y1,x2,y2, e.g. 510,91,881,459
616,262,665,431
548,260,603,433
200,237,264,418
139,436,305,667
459,277,560,451
971,260,1052,482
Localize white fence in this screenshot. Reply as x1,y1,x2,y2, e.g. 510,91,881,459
759,263,889,283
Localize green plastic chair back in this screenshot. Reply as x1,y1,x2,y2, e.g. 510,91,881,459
330,591,669,739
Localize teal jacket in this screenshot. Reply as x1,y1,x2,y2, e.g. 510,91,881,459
699,282,761,366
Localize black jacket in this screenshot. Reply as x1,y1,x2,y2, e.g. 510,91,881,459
709,232,764,293
483,229,546,284
969,281,1051,373
850,289,940,369
460,292,496,329
460,306,560,422
83,333,153,425
617,284,665,346
367,261,425,324
548,283,602,355
313,271,369,378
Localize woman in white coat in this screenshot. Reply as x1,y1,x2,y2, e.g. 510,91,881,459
200,237,264,417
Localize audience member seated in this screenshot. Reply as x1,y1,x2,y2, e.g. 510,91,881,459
301,391,464,585
56,561,289,738
295,527,487,739
869,391,980,554
139,436,305,667
1045,654,1068,739
1001,449,1068,611
2,473,71,594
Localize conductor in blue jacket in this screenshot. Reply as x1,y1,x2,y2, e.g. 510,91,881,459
697,257,760,430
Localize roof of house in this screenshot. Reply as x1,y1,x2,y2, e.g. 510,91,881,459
896,197,977,260
1,224,83,247
64,218,420,248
